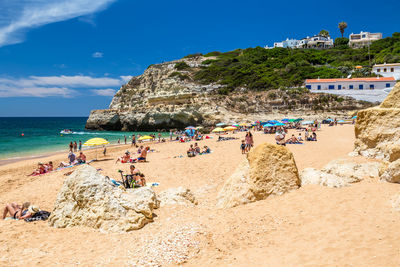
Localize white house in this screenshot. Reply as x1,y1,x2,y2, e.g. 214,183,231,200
305,77,396,102
349,32,382,48
305,77,395,90
373,63,400,80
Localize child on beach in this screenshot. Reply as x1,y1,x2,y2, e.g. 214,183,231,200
241,140,246,154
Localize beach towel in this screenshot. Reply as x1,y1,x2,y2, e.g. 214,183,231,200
25,211,51,222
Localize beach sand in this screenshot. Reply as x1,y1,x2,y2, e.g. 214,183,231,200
1,124,400,266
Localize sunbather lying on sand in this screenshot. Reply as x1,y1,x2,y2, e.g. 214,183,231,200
28,161,53,176
187,145,195,157
2,202,38,220
116,151,135,163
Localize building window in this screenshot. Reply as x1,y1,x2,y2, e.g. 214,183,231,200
377,69,380,72
317,85,321,90
386,83,391,88
391,68,394,72
384,68,387,72
370,84,374,89
328,85,335,89
359,84,364,90
338,85,342,90
306,85,311,89
349,85,353,89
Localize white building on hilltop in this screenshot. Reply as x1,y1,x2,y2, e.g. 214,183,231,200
349,31,382,48
373,63,400,80
305,77,396,102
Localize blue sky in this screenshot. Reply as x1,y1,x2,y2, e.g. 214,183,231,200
0,0,399,116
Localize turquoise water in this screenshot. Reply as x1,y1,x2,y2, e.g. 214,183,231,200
0,117,165,160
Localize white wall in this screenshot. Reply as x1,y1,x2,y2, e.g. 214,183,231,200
306,81,396,90
373,65,400,80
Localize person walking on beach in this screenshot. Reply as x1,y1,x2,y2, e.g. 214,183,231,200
169,130,173,141
73,141,77,152
124,135,127,144
118,138,120,144
158,132,161,142
69,142,73,152
78,140,82,151
131,134,136,147
245,132,254,152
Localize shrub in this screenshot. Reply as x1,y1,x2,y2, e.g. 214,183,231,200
175,61,190,70
184,53,203,58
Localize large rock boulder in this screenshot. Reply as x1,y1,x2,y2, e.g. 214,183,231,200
380,159,400,183
158,187,198,207
48,165,159,232
354,82,400,162
301,159,381,188
217,143,300,208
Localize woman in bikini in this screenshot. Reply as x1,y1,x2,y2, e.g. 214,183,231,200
2,202,30,219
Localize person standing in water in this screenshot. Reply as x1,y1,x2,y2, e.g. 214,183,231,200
124,135,127,144
78,140,82,151
69,142,73,152
73,141,77,152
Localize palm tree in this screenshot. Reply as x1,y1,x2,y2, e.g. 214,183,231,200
338,22,348,38
319,30,330,38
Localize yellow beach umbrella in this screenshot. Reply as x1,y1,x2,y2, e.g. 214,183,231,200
83,138,110,159
239,123,248,126
224,126,237,131
212,127,225,133
83,137,109,147
138,135,153,141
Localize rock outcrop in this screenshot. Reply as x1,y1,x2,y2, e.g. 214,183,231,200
301,159,381,188
86,56,371,131
158,187,198,207
354,82,400,162
48,165,159,232
380,159,400,183
216,143,300,208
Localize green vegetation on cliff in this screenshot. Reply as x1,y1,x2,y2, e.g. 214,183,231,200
189,33,400,94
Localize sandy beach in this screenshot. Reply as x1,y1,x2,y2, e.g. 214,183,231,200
1,124,400,266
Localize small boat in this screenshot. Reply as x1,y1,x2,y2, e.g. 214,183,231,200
60,129,73,134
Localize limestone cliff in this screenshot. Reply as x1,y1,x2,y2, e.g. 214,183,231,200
86,56,372,131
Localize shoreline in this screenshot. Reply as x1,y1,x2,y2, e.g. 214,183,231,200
0,138,170,167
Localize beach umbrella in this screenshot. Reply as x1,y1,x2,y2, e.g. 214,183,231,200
83,138,110,159
270,120,280,124
216,122,226,127
255,121,261,124
338,120,345,123
274,122,285,126
232,124,240,127
212,127,225,132
239,123,248,127
224,126,237,131
294,118,303,122
83,137,109,146
138,135,153,141
185,126,195,130
302,121,314,125
195,126,203,130
263,123,274,127
282,118,290,122
352,116,357,119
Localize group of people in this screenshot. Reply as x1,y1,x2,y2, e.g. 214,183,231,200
240,132,254,153
28,161,53,176
187,143,211,157
116,146,149,163
58,151,86,168
68,141,82,152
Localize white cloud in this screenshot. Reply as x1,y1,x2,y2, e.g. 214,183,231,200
91,89,116,96
92,52,103,58
0,0,117,47
120,75,133,82
0,74,130,98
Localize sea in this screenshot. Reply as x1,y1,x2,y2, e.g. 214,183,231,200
0,117,165,161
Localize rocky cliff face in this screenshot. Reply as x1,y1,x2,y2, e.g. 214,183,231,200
86,56,372,131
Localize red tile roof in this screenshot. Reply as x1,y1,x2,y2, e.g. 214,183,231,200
306,77,395,83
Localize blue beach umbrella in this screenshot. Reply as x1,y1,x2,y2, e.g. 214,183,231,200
281,118,290,122
302,121,314,125
275,122,285,126
352,116,357,119
216,122,226,127
263,123,275,127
